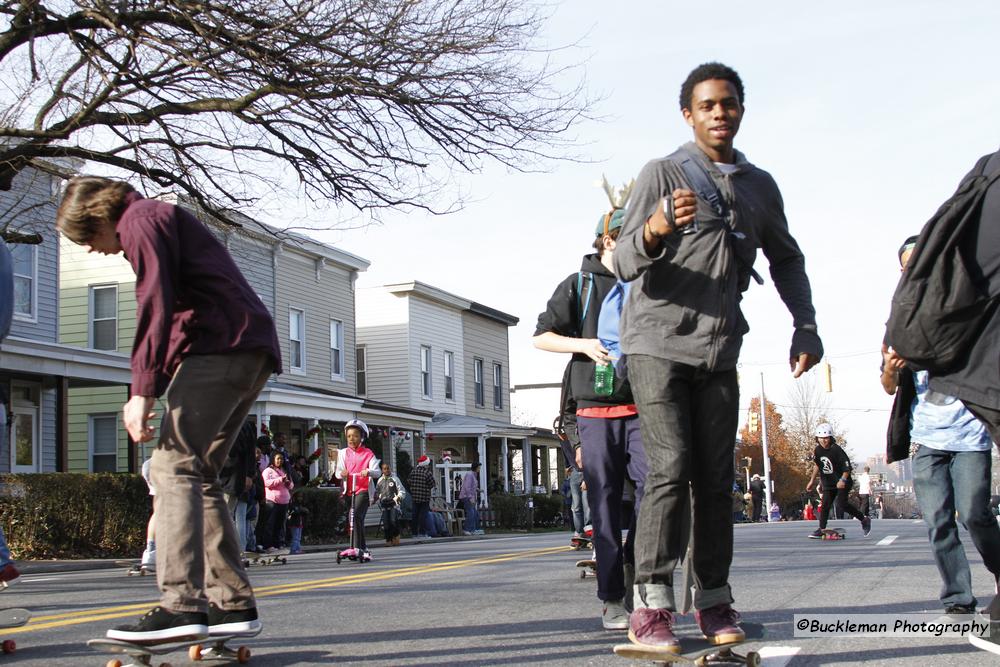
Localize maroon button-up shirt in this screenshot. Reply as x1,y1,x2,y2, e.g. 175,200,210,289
117,193,282,397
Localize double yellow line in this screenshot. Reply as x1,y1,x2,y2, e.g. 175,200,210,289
3,544,569,635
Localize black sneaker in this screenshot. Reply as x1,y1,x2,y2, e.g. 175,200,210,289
861,516,872,537
808,529,823,539
207,603,261,636
106,606,208,643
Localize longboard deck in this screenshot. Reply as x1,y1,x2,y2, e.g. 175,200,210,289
89,629,258,662
613,622,766,664
0,608,29,629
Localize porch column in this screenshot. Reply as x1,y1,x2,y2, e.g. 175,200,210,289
309,418,320,483
261,413,273,438
501,437,510,493
477,434,487,507
521,438,532,495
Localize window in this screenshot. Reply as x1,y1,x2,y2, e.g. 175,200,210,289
444,351,454,400
90,285,118,350
474,358,484,407
330,319,344,378
493,363,503,410
11,243,35,320
289,309,304,370
356,346,367,396
420,345,432,398
90,415,117,472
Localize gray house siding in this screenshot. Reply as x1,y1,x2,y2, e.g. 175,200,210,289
210,227,277,317
355,323,409,407
461,312,512,422
274,246,358,395
2,168,59,343
408,297,465,413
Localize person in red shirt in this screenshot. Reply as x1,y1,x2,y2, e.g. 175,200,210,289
57,177,281,644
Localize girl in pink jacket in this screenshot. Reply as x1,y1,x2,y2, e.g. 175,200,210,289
335,419,381,560
262,452,294,551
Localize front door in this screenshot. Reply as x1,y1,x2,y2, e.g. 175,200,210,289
10,405,39,473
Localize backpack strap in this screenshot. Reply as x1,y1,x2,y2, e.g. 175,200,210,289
666,148,764,286
669,148,728,217
576,271,594,330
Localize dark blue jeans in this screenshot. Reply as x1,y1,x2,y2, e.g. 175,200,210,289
412,501,429,536
912,445,1000,609
569,468,590,534
627,355,738,611
578,413,647,603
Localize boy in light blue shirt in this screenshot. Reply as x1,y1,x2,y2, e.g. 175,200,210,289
882,236,1000,618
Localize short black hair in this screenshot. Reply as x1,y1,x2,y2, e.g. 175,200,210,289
679,62,745,111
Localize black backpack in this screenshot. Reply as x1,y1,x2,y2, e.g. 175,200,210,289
885,152,1000,372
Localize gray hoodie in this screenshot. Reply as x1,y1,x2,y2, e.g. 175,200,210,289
613,142,822,371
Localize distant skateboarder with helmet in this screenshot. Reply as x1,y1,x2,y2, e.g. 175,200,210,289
805,424,871,538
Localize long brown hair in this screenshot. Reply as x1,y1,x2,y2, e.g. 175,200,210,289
56,177,135,244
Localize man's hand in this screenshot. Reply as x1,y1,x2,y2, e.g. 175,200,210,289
881,343,906,372
123,395,157,443
578,338,610,364
790,352,820,378
646,189,698,238
574,447,583,470
836,480,846,490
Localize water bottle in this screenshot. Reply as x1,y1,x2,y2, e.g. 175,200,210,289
594,362,614,396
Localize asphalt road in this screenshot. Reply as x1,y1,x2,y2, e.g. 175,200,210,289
2,519,996,665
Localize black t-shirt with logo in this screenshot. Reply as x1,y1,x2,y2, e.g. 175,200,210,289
813,443,853,489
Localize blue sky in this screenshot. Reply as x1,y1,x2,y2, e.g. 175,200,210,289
318,1,1000,459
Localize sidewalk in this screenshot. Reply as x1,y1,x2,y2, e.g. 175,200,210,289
18,532,504,575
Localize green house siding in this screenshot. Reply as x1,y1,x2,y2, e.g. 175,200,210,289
67,386,129,472
59,282,137,352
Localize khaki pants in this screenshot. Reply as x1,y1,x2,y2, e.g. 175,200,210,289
150,351,272,613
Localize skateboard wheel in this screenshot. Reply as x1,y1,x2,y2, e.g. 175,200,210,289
237,645,252,663
189,643,204,661
105,660,121,667
746,651,761,667
694,657,707,666
2,640,14,654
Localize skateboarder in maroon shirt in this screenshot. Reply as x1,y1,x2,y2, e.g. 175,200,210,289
57,177,281,643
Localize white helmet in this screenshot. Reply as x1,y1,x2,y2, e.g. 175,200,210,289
815,424,833,438
344,418,369,438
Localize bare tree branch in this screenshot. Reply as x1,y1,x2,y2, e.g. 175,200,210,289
0,0,592,228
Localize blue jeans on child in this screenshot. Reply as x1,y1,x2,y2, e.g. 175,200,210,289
289,526,303,554
913,445,1000,609
0,527,12,567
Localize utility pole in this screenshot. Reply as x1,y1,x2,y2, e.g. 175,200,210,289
760,372,774,520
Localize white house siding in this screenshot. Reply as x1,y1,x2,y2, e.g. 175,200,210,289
461,312,512,422
274,246,357,394
2,169,60,343
356,288,410,407
408,296,465,413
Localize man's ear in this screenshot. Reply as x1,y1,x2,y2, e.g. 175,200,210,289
682,108,694,128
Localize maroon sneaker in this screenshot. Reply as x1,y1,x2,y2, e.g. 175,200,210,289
628,607,680,653
0,564,20,589
695,603,745,645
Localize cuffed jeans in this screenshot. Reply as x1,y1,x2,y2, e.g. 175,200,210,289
150,351,272,614
569,468,590,534
913,445,1000,609
578,413,647,603
462,499,479,532
224,494,248,557
627,355,737,612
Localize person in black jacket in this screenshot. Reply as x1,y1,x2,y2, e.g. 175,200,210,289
220,422,260,556
533,208,648,631
805,424,870,539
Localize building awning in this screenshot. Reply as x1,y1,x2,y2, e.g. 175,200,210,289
426,412,535,439
0,336,131,386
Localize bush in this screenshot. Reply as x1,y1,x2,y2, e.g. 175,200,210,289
484,492,564,529
294,487,345,544
0,473,150,559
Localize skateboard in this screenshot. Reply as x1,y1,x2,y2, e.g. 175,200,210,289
571,536,593,550
0,608,30,655
613,621,765,666
116,560,154,576
809,528,846,541
576,559,597,579
88,629,259,666
242,550,288,567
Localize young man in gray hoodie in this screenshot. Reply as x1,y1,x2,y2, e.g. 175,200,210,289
612,62,823,652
